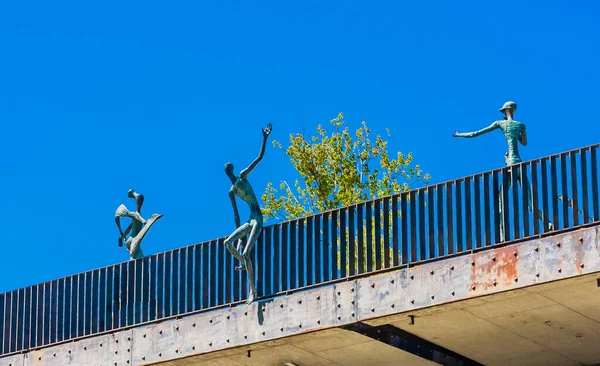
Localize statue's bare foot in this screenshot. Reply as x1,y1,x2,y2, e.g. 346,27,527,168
246,290,255,305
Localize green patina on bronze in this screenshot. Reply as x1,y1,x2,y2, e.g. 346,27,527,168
454,101,552,240
223,123,273,304
114,189,163,260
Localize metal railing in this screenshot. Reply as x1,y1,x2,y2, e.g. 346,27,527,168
1,143,599,356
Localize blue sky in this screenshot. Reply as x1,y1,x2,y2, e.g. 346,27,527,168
1,0,598,292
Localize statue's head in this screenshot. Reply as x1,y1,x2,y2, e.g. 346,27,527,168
127,189,135,198
499,101,517,117
224,162,235,179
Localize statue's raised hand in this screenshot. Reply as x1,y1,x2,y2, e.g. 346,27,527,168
262,122,273,139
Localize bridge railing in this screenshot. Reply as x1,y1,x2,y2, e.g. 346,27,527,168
1,143,599,356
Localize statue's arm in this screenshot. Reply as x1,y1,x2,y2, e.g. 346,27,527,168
240,123,272,179
519,124,528,146
240,137,267,179
453,121,500,138
229,191,241,228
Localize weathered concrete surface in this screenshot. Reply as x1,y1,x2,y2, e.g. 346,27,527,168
2,226,599,366
148,328,439,366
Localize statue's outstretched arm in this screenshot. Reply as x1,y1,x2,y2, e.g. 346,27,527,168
240,123,272,179
519,125,528,146
454,121,500,138
230,191,241,228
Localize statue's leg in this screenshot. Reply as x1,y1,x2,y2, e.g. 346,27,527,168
519,173,553,231
498,171,513,242
242,220,262,305
128,214,163,259
224,223,251,265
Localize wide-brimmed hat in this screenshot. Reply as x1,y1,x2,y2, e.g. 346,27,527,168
499,101,517,113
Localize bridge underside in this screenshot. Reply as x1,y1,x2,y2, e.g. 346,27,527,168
156,273,600,366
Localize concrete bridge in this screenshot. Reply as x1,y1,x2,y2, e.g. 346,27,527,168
1,144,600,366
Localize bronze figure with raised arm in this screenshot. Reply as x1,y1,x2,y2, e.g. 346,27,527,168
115,189,163,260
453,101,552,240
223,123,272,304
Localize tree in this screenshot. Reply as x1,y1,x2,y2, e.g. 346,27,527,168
261,112,430,220
260,113,431,272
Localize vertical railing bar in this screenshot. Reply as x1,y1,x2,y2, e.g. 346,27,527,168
330,212,339,281
560,153,569,228
375,199,383,270
570,151,580,227
110,265,118,330
306,217,313,286
348,206,357,275
418,190,426,261
179,248,188,311
383,197,391,268
340,209,348,278
257,232,265,299
401,193,408,264
474,175,482,248
391,196,399,266
156,253,165,319
201,244,210,309
90,270,99,335
209,241,217,308
501,167,510,242
551,156,559,229
591,147,599,220
436,185,444,256
521,163,530,238
427,187,435,259
23,286,32,350
541,158,550,234
297,219,305,287
281,222,289,291
97,269,106,333
265,229,273,296
492,171,500,244
455,180,463,253
581,148,590,223
511,165,521,240
464,177,473,251
134,260,143,325
409,191,417,262
78,273,86,338
314,213,322,283
483,173,492,246
366,201,373,272
140,257,149,322
531,160,540,236
290,220,298,287
356,204,365,272
0,293,5,354
164,251,172,317
445,182,454,254
322,213,330,281
186,248,194,313
149,255,157,321
273,224,281,293
126,263,135,327
171,249,180,316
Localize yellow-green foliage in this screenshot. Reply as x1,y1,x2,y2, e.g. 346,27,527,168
261,112,430,221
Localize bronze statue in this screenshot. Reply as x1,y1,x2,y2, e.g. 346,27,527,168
223,123,272,304
454,101,552,240
115,189,163,260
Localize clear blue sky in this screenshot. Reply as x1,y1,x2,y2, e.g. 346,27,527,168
1,1,598,292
